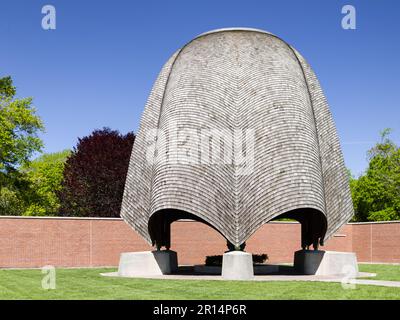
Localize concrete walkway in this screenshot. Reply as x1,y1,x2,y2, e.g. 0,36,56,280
346,279,400,288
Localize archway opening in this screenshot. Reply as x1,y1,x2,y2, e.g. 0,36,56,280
148,209,226,250
270,208,327,250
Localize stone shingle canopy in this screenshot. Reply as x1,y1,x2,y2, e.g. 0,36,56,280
121,28,354,250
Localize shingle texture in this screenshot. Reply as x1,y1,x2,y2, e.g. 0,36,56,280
121,28,354,248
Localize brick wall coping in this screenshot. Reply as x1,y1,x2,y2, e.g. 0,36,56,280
0,215,399,226
347,220,400,225
0,216,122,221
0,216,299,223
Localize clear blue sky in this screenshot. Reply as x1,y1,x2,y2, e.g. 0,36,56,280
1,0,399,176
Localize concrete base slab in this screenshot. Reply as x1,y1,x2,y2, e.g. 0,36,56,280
294,250,359,277
118,250,178,277
194,265,221,275
221,251,254,280
194,264,279,275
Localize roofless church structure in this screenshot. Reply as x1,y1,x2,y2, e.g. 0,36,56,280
119,28,355,278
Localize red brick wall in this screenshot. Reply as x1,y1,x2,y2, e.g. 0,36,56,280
0,217,151,268
352,222,400,263
0,217,399,268
352,223,372,263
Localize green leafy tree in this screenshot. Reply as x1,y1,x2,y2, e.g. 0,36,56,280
0,76,45,215
0,76,44,173
0,76,16,98
0,187,25,216
351,129,400,221
21,150,71,216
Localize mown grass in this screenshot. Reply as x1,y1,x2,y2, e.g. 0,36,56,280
358,264,400,281
0,265,399,300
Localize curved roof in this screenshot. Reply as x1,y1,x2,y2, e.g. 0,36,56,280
121,28,354,247
196,27,272,37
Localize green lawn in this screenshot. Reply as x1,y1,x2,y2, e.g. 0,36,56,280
0,265,399,300
359,264,400,281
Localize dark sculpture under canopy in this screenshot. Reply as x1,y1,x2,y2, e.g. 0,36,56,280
121,28,354,250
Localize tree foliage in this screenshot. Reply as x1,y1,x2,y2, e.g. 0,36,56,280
20,150,71,216
0,186,25,216
0,76,44,174
0,76,16,98
0,76,45,216
58,128,135,217
351,129,400,221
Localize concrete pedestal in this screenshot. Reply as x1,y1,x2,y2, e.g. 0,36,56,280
194,264,278,275
118,250,178,277
222,251,254,280
294,250,358,277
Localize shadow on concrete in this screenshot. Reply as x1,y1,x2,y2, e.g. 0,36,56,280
172,264,302,277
